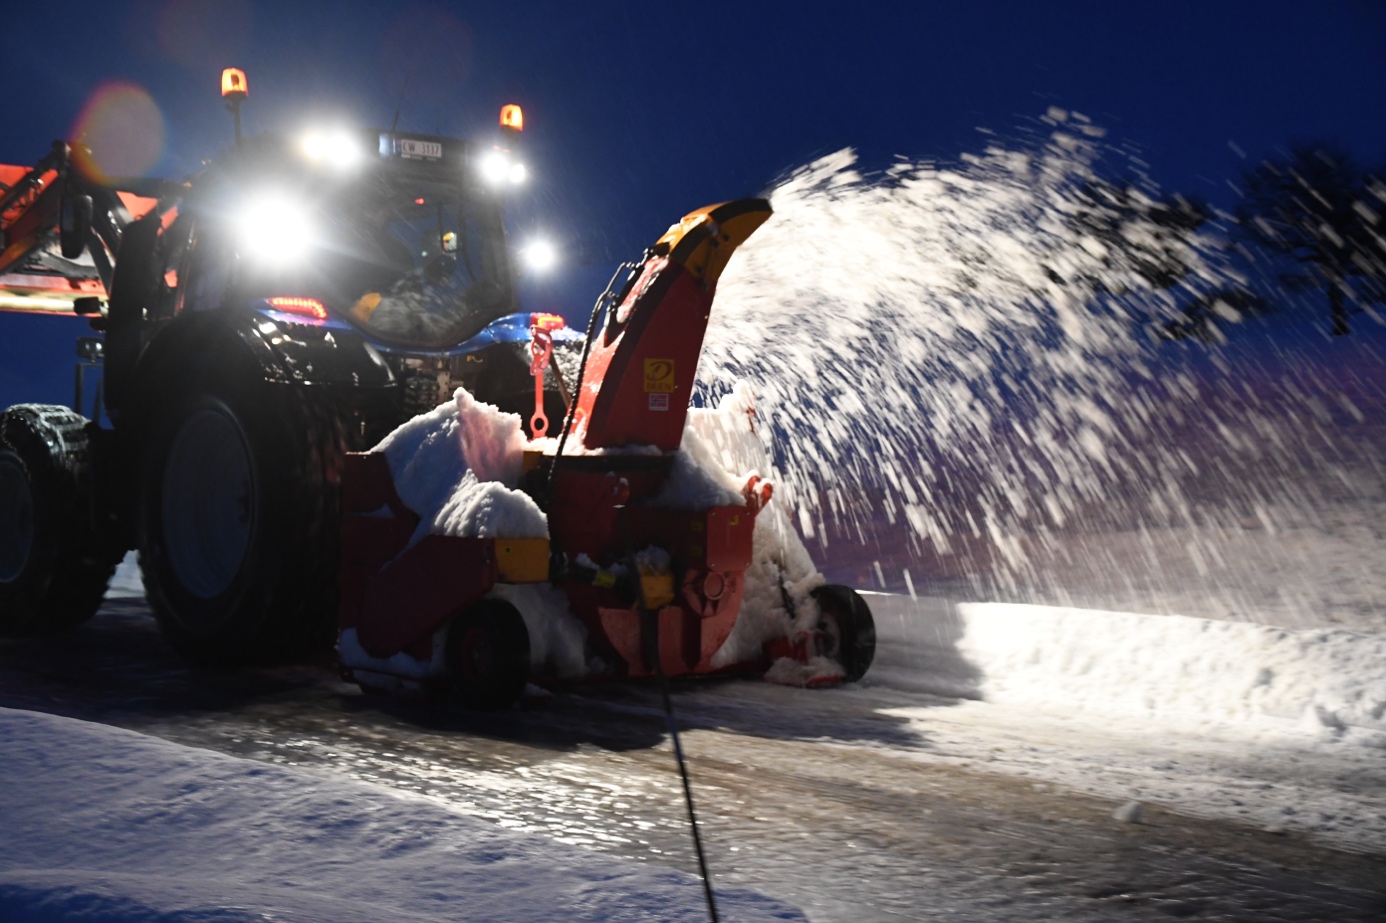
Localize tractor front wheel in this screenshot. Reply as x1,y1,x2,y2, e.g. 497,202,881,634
812,584,877,683
445,599,531,711
139,378,343,665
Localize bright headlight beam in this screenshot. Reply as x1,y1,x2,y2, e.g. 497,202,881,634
520,239,557,272
300,129,361,169
479,150,511,186
508,162,528,185
237,194,314,264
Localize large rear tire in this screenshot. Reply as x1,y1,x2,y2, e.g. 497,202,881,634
812,584,876,683
138,371,344,665
445,599,531,711
0,405,118,636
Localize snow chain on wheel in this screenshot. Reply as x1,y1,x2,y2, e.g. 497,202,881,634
139,372,346,666
812,584,877,682
0,405,118,636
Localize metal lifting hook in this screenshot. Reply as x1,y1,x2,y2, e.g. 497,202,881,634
528,313,565,438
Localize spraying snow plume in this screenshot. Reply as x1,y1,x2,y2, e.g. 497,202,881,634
701,114,1385,625
704,116,1229,556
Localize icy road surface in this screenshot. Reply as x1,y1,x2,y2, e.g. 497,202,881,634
1,593,1383,922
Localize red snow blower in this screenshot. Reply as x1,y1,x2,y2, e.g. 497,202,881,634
337,199,876,709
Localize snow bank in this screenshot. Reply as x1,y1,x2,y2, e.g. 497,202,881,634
955,602,1386,738
375,388,547,544
870,593,1386,744
0,707,803,923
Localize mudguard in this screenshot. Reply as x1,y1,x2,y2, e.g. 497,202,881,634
131,308,395,394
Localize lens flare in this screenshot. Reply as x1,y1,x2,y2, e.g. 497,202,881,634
69,82,166,183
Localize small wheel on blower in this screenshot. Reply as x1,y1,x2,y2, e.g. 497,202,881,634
445,599,531,711
811,584,877,683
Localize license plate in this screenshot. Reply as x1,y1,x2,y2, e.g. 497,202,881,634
396,138,442,161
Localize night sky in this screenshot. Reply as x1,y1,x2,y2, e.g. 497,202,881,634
2,0,1383,407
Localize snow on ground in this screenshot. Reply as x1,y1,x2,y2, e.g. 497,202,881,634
0,707,802,923
106,553,143,599
931,600,1386,740
856,592,1386,852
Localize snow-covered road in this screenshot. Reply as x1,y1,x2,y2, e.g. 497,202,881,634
2,591,1383,921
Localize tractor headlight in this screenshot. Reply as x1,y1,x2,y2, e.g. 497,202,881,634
299,129,362,169
236,194,314,264
519,238,556,272
479,150,528,187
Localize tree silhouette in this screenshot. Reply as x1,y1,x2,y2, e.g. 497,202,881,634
1236,144,1384,335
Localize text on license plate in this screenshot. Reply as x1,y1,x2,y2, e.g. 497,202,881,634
397,139,443,160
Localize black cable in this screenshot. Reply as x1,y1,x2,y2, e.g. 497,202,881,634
656,663,719,923
542,260,637,506
617,507,718,923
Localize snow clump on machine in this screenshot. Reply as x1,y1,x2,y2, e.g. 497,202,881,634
374,387,547,546
686,384,835,681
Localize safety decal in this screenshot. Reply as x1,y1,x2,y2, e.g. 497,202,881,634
648,392,670,411
644,358,676,392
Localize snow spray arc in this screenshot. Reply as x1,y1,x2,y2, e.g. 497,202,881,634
699,111,1382,616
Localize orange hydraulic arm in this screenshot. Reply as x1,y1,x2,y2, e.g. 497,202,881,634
0,142,168,315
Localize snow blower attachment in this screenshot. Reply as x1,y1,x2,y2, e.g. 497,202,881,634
338,198,877,708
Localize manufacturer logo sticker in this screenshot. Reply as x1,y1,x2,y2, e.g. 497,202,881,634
644,358,676,392
648,393,670,412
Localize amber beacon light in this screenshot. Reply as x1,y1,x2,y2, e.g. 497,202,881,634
221,68,248,99
500,104,523,132
221,68,249,145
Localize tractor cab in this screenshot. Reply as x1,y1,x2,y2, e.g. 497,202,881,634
173,125,523,351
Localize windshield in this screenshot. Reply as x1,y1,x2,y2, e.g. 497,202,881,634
228,172,516,349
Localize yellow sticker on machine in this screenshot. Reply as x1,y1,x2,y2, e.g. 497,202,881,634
644,358,676,393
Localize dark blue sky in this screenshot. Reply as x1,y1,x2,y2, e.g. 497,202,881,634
2,0,1384,405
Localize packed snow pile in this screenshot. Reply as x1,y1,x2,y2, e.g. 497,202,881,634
875,594,1386,744
0,708,804,923
375,387,547,544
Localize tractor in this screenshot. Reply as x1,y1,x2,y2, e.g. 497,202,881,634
0,70,875,707
0,71,576,662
